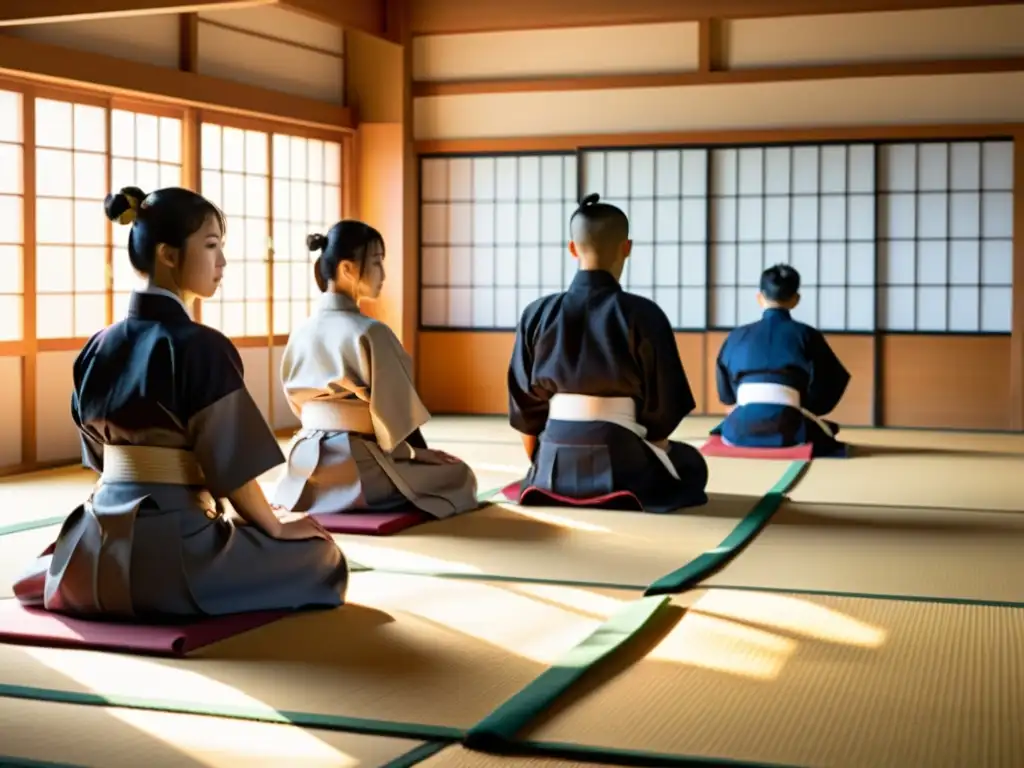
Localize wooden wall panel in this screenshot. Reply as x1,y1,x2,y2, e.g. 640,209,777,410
0,356,23,468
676,332,706,414
880,335,1011,430
35,350,80,464
828,335,874,427
417,331,515,415
703,331,730,417
416,331,1009,431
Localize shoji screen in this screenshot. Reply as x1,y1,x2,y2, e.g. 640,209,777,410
199,121,271,339
0,89,23,347
709,144,877,331
877,140,1013,333
270,134,342,334
33,97,110,340
580,148,709,329
419,152,578,329
109,109,183,319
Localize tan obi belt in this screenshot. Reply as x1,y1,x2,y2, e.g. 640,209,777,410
102,445,205,486
299,399,375,435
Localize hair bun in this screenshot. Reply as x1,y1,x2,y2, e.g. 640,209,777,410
580,193,600,207
103,186,147,226
306,233,328,252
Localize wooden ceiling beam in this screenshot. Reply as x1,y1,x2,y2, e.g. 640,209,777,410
278,0,388,38
412,57,1024,98
409,0,1024,36
0,0,276,27
0,30,352,130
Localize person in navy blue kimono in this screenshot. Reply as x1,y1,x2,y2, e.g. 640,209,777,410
13,185,348,618
507,194,708,513
713,264,850,455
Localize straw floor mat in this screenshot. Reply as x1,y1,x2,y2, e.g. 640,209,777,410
0,695,428,768
0,572,641,733
705,500,1024,603
518,587,1024,767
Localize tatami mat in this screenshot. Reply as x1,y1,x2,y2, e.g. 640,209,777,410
788,451,1024,510
0,526,59,599
521,588,1024,768
0,696,426,768
337,494,760,587
0,572,641,735
419,746,609,767
705,501,1024,603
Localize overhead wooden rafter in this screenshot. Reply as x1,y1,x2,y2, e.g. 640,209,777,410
408,0,1024,35
0,0,389,38
0,30,352,129
0,0,275,26
412,57,1024,98
277,0,387,38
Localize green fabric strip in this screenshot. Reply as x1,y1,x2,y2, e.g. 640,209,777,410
380,742,448,768
0,683,463,743
513,739,799,767
476,484,506,502
346,567,645,592
644,460,809,597
0,517,65,538
705,583,1024,610
464,594,670,751
0,758,83,768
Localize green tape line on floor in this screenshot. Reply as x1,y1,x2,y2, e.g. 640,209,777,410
380,742,448,768
645,459,809,597
0,517,65,538
0,683,463,744
464,594,670,751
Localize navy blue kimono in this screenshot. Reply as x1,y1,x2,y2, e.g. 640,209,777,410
14,290,348,618
714,308,850,454
508,269,708,513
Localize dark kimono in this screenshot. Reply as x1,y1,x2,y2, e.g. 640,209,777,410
714,308,850,454
15,289,348,618
508,269,708,513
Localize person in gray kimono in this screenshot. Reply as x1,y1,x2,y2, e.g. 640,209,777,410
12,185,349,618
272,220,479,519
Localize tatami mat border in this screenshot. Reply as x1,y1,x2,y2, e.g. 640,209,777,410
1,575,1019,767
382,742,451,768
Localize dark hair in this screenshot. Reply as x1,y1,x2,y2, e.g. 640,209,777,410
569,193,630,252
307,220,385,293
760,263,801,303
104,186,225,276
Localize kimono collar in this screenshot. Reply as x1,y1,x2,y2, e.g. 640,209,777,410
568,269,621,293
319,291,361,313
762,307,792,321
128,287,192,323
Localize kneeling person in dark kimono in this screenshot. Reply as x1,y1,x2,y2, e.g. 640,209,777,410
13,186,348,618
713,264,850,455
507,193,708,513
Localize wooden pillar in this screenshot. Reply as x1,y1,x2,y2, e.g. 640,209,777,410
1010,129,1024,430
697,18,722,73
344,0,417,356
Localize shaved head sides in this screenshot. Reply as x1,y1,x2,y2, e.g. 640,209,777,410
571,193,629,250
569,193,631,271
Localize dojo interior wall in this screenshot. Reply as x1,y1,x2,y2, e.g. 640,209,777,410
411,3,1024,432
0,6,351,474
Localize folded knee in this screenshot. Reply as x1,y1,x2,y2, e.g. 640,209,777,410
13,556,50,607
